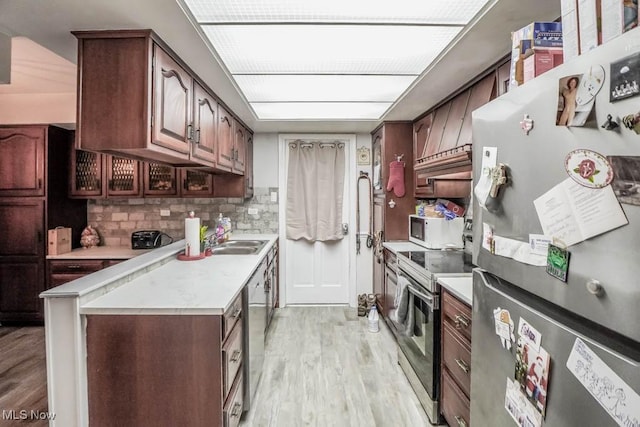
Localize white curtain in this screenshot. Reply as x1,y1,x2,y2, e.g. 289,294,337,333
286,140,346,242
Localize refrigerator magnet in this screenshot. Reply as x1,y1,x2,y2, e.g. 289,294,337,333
493,308,515,350
564,149,614,188
546,244,570,282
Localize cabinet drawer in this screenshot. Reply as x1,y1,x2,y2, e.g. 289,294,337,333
49,260,105,274
442,290,472,341
441,368,471,427
222,320,243,399
442,321,472,397
49,273,90,287
223,293,243,339
224,372,244,427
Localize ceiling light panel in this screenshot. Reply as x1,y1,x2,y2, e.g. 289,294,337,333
202,25,462,74
234,75,416,102
184,0,490,25
250,102,391,120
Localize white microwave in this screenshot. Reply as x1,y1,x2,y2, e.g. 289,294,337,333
408,214,464,249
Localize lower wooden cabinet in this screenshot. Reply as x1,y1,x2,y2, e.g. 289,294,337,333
86,293,243,427
441,289,473,426
47,259,116,288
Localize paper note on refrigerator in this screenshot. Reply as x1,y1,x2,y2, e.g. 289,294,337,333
492,235,547,266
533,178,628,246
504,377,543,427
474,147,497,209
567,338,640,427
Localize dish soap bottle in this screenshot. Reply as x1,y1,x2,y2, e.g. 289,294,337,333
216,213,225,243
368,305,379,333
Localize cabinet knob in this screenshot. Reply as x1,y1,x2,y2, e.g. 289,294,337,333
455,415,467,427
455,358,470,374
454,314,470,329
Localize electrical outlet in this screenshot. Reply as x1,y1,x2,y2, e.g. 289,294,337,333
160,209,171,217
248,208,258,215
270,192,278,202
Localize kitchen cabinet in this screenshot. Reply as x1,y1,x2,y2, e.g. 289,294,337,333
0,126,45,197
383,248,398,320
74,30,252,171
370,122,414,242
180,169,214,197
265,241,278,331
47,259,121,288
143,162,178,197
0,125,87,323
233,120,247,174
106,155,142,198
440,289,472,427
373,196,385,314
212,130,254,199
69,149,104,198
86,292,243,426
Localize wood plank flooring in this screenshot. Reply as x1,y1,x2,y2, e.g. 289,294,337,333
0,308,428,427
0,326,48,426
241,306,430,427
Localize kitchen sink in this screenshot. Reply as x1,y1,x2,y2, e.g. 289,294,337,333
210,246,260,255
218,240,268,251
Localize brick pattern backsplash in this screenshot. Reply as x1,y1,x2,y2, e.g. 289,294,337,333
87,187,279,247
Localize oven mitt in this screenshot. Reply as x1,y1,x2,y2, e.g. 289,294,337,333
386,160,405,197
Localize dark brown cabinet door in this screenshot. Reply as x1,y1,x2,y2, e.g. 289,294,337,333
245,134,254,198
143,162,178,197
373,196,385,313
70,149,105,198
425,102,451,158
0,126,45,197
233,121,246,175
217,104,234,171
181,169,213,197
372,129,383,192
107,156,142,198
152,46,192,155
413,113,432,163
192,82,217,167
0,199,45,322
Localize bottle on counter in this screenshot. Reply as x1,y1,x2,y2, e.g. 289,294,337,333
368,305,379,333
216,213,225,243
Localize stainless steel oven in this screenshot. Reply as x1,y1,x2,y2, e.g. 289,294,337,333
395,249,472,425
396,266,441,424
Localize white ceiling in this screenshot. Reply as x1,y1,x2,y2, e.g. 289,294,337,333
0,0,560,133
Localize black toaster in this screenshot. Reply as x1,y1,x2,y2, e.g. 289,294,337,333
131,230,170,249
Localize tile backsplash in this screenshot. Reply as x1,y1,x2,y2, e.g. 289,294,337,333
87,187,279,247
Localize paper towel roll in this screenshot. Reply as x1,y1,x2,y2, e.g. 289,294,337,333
185,217,201,257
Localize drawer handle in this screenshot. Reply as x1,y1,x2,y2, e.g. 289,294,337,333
230,350,242,363
455,358,470,374
231,402,242,418
455,415,467,427
67,265,82,269
454,314,470,329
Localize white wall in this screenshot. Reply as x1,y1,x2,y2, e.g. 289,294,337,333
0,93,75,125
252,133,279,187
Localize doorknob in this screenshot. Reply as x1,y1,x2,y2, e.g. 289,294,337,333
342,223,349,235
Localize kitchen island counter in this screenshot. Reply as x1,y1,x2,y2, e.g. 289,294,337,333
46,245,151,260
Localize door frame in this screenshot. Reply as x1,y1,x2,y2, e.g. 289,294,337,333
278,133,357,308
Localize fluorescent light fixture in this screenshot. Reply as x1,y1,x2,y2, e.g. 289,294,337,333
234,75,416,102
202,25,462,74
251,102,391,120
185,0,489,25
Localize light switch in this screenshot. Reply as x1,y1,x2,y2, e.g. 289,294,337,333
248,208,258,215
160,209,171,217
270,192,278,202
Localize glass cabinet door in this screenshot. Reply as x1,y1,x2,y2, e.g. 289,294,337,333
107,156,141,197
143,162,178,197
70,149,104,198
181,169,213,197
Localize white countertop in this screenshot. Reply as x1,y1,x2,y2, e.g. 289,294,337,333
46,245,150,259
382,241,425,253
42,234,278,316
438,276,473,306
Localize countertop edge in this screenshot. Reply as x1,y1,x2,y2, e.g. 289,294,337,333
438,276,473,307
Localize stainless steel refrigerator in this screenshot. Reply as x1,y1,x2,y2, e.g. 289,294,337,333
470,29,640,427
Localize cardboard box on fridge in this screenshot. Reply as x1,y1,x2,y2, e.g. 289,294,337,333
511,22,563,49
523,48,564,83
48,227,72,255
601,0,638,44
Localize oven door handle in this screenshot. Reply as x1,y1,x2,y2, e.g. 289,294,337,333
408,284,436,309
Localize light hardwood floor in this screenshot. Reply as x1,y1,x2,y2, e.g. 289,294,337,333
0,308,428,427
0,326,48,426
241,306,430,427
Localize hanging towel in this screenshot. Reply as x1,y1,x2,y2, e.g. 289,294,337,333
394,276,414,337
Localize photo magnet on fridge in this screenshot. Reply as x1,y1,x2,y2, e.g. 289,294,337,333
607,156,640,205
610,52,640,102
514,338,551,418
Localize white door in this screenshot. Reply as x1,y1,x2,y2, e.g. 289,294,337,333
279,134,356,305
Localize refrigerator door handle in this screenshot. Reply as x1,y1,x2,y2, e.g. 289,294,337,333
482,276,640,366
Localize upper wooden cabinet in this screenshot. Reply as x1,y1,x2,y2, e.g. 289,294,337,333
233,120,246,174
143,162,178,197
70,149,104,198
74,30,251,172
0,127,45,197
213,130,254,199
